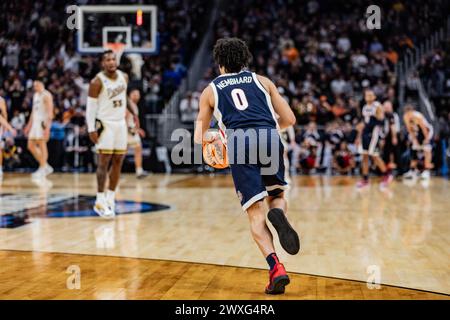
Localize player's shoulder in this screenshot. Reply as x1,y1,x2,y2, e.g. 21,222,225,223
43,89,53,98
90,74,103,85
118,69,129,82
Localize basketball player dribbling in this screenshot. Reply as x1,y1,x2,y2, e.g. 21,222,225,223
194,38,300,294
0,96,16,179
24,79,54,179
86,50,136,219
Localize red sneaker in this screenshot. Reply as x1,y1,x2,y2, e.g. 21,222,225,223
265,263,290,295
356,179,369,189
380,174,394,189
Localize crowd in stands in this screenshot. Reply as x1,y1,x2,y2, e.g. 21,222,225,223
199,0,450,175
0,0,211,171
0,0,449,174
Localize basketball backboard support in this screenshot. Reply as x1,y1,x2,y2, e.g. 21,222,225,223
76,5,158,55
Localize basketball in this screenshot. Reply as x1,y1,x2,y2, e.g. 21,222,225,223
202,131,229,169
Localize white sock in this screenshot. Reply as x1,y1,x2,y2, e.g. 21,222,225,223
136,167,143,175
96,192,105,203
106,190,115,203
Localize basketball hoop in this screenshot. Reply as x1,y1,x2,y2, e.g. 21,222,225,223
105,42,126,64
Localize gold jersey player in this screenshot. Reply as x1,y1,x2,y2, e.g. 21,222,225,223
194,38,300,294
86,50,135,218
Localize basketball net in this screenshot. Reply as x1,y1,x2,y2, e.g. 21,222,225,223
105,42,126,65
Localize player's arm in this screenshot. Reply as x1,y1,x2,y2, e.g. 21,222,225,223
24,105,33,136
417,115,431,143
256,75,296,129
355,121,364,145
194,85,214,145
375,104,384,121
86,77,102,144
42,93,54,140
0,98,14,133
403,114,418,146
122,73,137,116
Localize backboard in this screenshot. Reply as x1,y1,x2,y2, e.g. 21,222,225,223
76,5,158,55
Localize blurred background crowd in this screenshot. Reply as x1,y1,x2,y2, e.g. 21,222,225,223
0,0,449,175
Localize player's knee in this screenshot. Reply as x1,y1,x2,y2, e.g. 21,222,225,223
27,141,34,151
247,200,265,220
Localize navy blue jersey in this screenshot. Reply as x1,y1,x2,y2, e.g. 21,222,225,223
210,71,277,131
362,101,384,135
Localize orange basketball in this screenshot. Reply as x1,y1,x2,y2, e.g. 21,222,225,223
202,132,229,169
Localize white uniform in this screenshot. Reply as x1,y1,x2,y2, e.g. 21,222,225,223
127,111,141,147
29,91,51,140
95,70,128,154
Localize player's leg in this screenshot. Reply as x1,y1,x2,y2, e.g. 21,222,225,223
0,144,3,178
247,200,275,257
357,132,372,188
421,144,432,179
94,152,114,217
37,139,53,175
105,120,127,213
28,139,46,178
262,130,299,255
372,154,393,188
94,120,115,218
357,153,370,188
133,137,148,178
106,152,125,210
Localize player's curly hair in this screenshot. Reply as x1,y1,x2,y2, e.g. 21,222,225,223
213,38,252,73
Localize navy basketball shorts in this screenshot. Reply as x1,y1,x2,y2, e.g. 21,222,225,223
226,127,288,212
360,127,381,156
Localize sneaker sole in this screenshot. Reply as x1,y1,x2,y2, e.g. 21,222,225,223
93,206,115,219
268,208,300,255
265,275,290,295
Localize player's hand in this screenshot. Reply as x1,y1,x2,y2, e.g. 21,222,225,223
203,131,220,144
392,136,398,146
137,128,146,138
89,131,99,144
9,128,17,137
23,125,30,137
43,127,51,141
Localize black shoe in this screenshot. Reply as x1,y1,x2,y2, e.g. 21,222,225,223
268,208,300,255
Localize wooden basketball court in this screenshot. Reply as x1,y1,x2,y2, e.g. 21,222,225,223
0,173,449,299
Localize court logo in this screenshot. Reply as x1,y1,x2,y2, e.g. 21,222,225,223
366,5,381,30
0,193,170,228
366,265,381,289
66,265,81,290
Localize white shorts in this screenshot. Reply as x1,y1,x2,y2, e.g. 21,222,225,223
96,119,127,155
29,120,46,140
127,131,142,147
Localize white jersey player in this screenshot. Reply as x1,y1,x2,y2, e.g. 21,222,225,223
86,49,136,219
126,89,148,179
24,79,54,179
